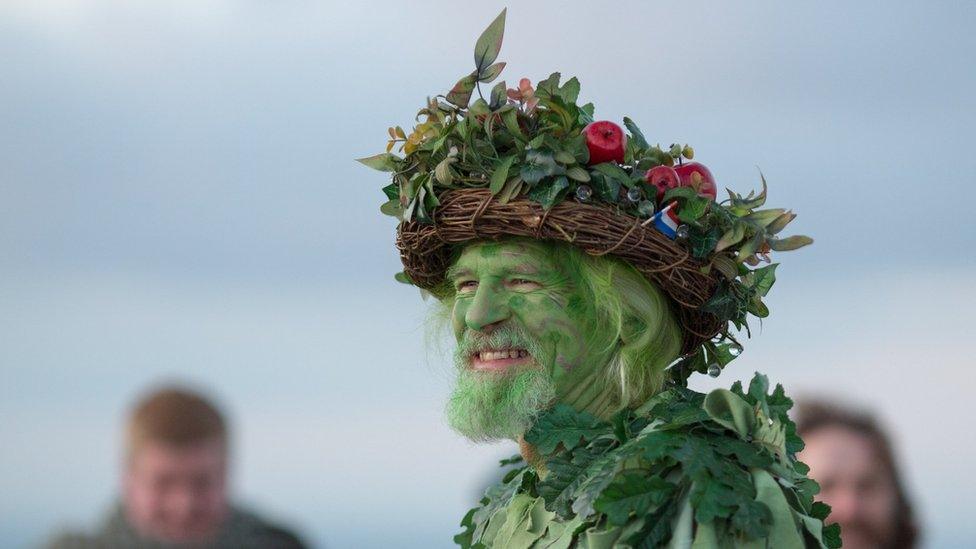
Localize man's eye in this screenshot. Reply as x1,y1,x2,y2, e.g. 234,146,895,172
510,278,541,289
457,280,478,292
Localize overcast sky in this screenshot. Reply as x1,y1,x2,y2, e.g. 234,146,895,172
2,1,974,548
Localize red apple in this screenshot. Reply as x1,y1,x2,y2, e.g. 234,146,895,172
583,121,627,165
674,161,717,200
643,165,681,203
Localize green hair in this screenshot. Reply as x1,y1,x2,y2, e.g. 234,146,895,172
434,237,683,411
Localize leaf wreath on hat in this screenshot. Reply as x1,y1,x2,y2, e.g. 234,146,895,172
358,8,812,386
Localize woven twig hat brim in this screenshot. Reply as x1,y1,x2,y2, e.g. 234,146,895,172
396,189,724,354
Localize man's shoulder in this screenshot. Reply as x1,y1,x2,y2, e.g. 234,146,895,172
219,506,308,549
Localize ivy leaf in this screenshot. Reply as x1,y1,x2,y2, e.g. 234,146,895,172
520,149,560,184
623,117,649,150
356,153,401,172
524,404,610,455
594,474,676,526
750,263,778,297
701,282,742,321
731,500,773,540
489,156,516,195
677,196,710,224
381,182,399,200
474,8,506,75
447,71,478,108
380,199,403,218
527,175,570,210
588,171,620,203
688,226,721,258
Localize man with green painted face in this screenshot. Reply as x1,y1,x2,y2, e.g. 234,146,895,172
444,238,680,446
360,9,840,548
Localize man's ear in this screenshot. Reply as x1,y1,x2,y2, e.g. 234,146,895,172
620,314,646,346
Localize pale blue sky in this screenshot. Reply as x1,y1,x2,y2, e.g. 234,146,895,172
1,1,974,547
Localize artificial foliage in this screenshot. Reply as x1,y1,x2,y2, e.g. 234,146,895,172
454,373,842,549
358,9,812,383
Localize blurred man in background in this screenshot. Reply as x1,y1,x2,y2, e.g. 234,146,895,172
796,400,919,549
47,386,307,548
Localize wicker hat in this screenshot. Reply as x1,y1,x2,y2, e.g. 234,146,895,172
396,189,723,355
360,9,811,380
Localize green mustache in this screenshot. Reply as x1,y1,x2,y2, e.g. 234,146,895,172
455,324,547,364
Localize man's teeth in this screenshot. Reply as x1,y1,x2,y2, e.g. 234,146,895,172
477,349,529,361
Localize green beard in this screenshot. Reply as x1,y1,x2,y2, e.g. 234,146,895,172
446,325,555,442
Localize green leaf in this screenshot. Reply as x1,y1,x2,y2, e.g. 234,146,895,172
554,150,576,164
744,208,787,227
677,196,710,224
379,198,402,218
566,166,590,182
768,235,814,251
356,153,401,172
447,71,478,108
588,171,620,203
489,156,515,195
690,475,739,524
731,500,773,540
527,175,570,210
535,72,561,99
701,282,742,321
489,80,507,110
766,211,796,235
594,474,675,526
478,61,506,83
524,404,610,455
578,102,595,125
557,76,580,104
591,162,631,188
497,176,523,204
381,182,399,201
715,223,746,252
520,149,560,184
501,108,524,141
622,117,649,150
750,263,778,297
474,8,506,74
688,226,721,259
394,271,413,285
662,186,698,202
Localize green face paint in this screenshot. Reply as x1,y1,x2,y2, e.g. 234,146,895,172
444,239,620,440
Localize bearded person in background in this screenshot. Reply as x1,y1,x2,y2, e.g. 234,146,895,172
362,9,840,547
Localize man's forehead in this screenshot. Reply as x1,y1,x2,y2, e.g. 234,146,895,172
450,240,559,274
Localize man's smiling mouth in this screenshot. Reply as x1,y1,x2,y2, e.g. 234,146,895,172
470,348,531,371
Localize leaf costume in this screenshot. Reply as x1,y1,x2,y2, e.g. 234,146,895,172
455,375,840,549
359,9,838,548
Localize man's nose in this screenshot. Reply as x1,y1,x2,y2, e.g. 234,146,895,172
465,282,511,332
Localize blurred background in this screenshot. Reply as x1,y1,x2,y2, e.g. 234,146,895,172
1,1,974,547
